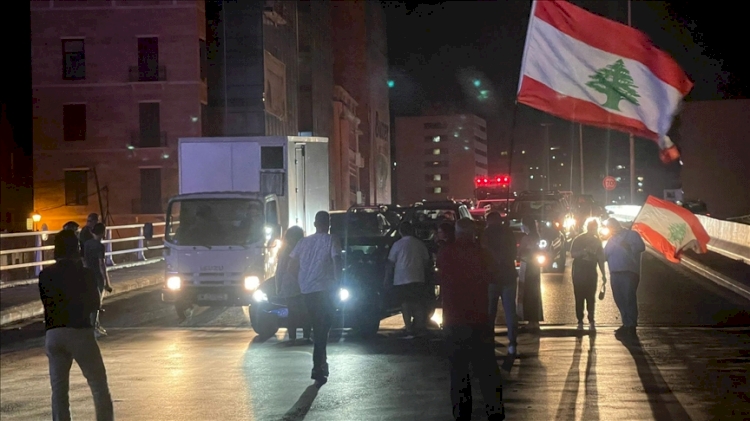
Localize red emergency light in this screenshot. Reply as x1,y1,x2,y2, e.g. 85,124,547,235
475,175,511,187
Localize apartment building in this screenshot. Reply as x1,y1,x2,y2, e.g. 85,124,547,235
31,0,207,229
394,114,488,205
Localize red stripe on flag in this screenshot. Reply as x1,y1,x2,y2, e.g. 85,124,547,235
632,222,680,263
518,76,658,141
534,0,693,95
642,196,711,251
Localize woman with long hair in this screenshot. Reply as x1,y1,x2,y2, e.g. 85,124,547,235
275,226,311,344
518,218,544,331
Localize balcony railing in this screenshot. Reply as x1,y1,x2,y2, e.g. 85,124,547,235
130,131,167,148
128,65,167,82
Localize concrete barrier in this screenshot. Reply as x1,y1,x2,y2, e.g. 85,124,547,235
696,215,750,264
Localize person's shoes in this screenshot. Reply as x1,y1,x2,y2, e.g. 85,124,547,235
95,326,107,338
589,321,596,332
507,344,517,356
577,322,584,330
614,325,627,335
488,409,506,421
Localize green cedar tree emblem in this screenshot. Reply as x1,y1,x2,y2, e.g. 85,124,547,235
667,222,688,245
586,59,641,111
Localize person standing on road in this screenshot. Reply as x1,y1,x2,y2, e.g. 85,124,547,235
481,212,519,355
79,213,99,257
275,226,311,344
570,219,607,332
437,218,505,421
385,221,431,338
288,211,342,385
39,230,114,421
84,223,113,338
603,218,645,338
518,218,543,332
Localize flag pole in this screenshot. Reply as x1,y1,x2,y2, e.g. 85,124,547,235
628,0,636,205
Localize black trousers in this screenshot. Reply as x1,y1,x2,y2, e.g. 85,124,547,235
286,295,311,340
445,325,504,420
303,290,334,377
573,270,597,323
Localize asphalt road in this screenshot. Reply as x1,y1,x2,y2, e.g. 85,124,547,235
1,252,749,420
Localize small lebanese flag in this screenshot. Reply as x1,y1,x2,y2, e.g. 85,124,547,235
632,196,710,263
517,0,693,161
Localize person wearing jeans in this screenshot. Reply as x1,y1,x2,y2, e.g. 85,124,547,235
603,218,645,338
437,219,505,421
288,211,342,385
481,212,518,355
39,230,114,421
570,219,607,331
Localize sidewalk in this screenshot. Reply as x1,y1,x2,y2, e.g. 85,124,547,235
0,262,164,326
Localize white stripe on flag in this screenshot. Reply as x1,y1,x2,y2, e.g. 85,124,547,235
635,204,698,246
523,18,684,138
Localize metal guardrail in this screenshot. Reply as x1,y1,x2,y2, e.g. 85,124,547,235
0,222,166,289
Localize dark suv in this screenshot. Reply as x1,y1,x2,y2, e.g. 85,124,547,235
507,191,570,272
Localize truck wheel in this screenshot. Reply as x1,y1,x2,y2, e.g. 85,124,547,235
175,301,191,322
253,313,279,338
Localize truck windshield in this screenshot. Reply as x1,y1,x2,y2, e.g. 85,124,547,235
165,199,265,246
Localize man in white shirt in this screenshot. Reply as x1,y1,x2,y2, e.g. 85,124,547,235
385,222,431,338
288,211,342,385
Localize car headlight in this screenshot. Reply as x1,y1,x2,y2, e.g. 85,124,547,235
339,288,350,301
244,275,260,291
600,227,610,237
535,254,547,265
167,276,181,290
564,217,576,229
546,221,552,228
252,289,268,302
539,239,548,249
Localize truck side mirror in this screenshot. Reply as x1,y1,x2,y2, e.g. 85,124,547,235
144,222,154,240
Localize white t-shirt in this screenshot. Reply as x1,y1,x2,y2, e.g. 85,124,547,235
388,235,430,286
290,232,342,294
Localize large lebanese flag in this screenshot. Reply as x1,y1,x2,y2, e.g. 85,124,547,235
632,196,710,263
517,0,693,155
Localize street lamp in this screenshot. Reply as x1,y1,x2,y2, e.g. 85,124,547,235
31,212,41,231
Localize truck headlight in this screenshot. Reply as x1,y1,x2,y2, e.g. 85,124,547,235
339,288,350,301
539,239,548,249
167,276,181,290
244,276,260,291
535,254,547,265
252,289,268,302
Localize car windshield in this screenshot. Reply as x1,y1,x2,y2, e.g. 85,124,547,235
165,198,265,246
511,200,564,216
330,210,399,238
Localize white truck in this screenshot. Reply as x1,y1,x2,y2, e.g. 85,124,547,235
145,136,329,320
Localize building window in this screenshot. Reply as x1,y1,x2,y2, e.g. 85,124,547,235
62,39,85,80
63,104,86,141
478,125,486,132
433,174,442,181
425,135,442,143
138,37,160,81
501,151,508,156
199,39,207,81
425,161,448,168
424,122,446,129
474,135,487,145
475,148,487,157
427,186,448,194
140,168,162,214
476,161,487,169
138,102,162,147
64,170,88,206
428,148,442,155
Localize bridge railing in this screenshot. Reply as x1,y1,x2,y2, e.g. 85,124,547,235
0,222,166,289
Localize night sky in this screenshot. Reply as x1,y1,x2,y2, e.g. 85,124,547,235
384,0,746,201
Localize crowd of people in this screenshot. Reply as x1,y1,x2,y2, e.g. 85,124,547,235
38,209,645,421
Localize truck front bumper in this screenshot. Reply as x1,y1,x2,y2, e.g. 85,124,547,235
162,286,255,307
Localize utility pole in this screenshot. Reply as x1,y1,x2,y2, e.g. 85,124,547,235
541,123,552,190
628,0,636,204
579,124,585,194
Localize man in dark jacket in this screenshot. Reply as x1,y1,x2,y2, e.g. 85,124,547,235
78,213,99,257
39,230,114,421
437,218,505,421
481,211,518,355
